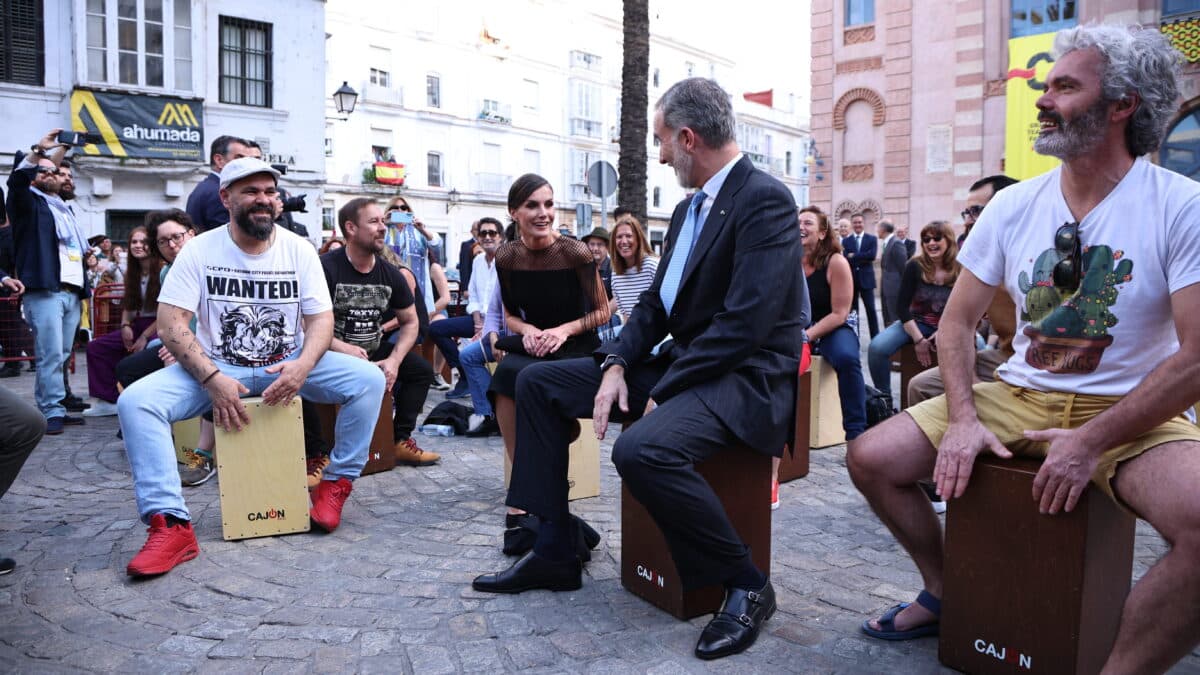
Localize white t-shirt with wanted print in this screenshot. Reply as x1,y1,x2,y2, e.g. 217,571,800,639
959,157,1200,396
158,226,332,368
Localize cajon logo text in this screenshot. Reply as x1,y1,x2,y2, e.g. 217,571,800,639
636,564,665,588
247,508,286,522
974,638,1032,670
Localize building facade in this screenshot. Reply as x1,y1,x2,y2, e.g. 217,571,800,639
1,0,326,243
322,0,810,262
810,0,1200,231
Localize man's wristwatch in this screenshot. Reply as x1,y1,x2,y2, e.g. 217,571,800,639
600,354,626,373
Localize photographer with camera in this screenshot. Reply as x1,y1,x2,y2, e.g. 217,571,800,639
5,129,90,434
244,141,310,240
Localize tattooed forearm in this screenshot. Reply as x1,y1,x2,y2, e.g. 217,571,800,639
159,307,220,383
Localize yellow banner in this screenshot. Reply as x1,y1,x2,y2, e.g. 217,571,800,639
1005,33,1060,180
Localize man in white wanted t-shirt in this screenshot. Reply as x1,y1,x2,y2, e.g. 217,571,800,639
848,25,1200,672
118,158,385,578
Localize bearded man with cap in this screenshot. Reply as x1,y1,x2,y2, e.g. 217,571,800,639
117,157,385,577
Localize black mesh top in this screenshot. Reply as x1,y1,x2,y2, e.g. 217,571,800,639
494,236,610,337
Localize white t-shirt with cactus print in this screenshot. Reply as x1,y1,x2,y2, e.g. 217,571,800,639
958,157,1200,396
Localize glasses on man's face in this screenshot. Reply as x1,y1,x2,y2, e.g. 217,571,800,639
477,230,500,239
961,204,984,221
157,232,188,248
36,167,60,176
1052,221,1082,292
921,233,944,244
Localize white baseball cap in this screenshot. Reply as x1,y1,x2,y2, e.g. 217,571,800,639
219,157,281,190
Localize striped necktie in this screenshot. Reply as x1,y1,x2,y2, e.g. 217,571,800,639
659,191,707,315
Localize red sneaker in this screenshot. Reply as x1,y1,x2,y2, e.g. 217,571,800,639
771,479,781,511
310,477,353,532
126,513,200,577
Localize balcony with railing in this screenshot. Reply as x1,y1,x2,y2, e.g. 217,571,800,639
473,172,512,194
570,118,604,139
569,50,602,72
746,151,786,176
360,82,403,107
478,100,512,125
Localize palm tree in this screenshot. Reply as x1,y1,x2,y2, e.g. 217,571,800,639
617,0,649,224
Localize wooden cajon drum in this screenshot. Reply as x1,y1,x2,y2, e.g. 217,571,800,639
314,391,396,476
621,446,772,619
890,343,937,410
809,355,844,448
503,420,600,501
215,397,311,541
778,369,810,483
171,416,201,465
940,457,1135,675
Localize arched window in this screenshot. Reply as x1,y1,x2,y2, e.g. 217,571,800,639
1162,107,1200,180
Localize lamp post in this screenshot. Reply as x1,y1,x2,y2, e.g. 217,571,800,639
446,187,461,214
328,81,358,121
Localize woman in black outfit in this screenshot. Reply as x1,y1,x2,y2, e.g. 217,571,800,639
489,173,610,552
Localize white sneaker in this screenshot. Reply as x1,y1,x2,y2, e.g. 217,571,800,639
432,375,451,391
82,399,119,417
468,413,485,429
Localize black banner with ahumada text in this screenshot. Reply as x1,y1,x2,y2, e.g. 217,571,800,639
70,89,204,161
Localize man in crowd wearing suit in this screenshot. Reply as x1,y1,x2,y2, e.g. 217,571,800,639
472,78,809,660
842,212,879,336
185,135,251,233
877,218,907,328
897,223,916,258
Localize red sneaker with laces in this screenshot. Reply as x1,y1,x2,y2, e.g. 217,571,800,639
126,513,200,577
771,479,781,511
310,477,353,532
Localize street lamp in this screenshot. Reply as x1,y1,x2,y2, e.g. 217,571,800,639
446,187,461,214
332,81,358,116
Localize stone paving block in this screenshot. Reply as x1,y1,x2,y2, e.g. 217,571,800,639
503,635,560,670
455,638,505,672
406,644,456,674
157,634,219,658
254,637,318,659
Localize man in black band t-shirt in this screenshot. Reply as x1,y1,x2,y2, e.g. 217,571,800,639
322,197,438,466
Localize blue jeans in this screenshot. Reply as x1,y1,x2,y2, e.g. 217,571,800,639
867,320,935,397
118,350,385,523
428,315,474,370
813,325,867,440
23,289,81,419
459,339,494,417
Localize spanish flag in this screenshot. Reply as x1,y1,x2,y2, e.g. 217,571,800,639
374,162,406,186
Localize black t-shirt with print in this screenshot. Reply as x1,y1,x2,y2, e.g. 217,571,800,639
321,249,414,354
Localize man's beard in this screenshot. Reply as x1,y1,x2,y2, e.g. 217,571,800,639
1033,96,1110,160
234,206,275,241
671,142,694,189
60,185,75,200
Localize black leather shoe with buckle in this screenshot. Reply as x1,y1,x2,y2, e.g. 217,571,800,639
694,579,777,660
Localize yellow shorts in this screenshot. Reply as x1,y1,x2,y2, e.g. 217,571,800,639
906,380,1200,503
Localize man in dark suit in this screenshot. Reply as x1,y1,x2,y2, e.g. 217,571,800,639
878,218,908,328
897,222,917,258
472,78,809,660
185,135,250,233
841,212,879,336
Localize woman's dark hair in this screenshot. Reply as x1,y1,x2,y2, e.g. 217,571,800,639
144,209,195,261
800,205,842,271
610,216,654,275
507,173,551,216
319,237,345,254
504,222,517,242
122,225,163,313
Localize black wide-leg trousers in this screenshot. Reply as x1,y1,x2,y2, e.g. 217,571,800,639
507,356,753,589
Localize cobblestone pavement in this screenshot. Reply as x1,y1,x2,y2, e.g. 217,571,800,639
1,361,1198,674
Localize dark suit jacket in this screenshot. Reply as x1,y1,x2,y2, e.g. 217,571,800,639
841,232,877,290
185,173,228,233
904,238,916,258
596,156,809,455
880,236,908,293
6,152,88,296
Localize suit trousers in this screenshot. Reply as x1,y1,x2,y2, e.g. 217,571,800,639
852,282,879,337
507,356,755,589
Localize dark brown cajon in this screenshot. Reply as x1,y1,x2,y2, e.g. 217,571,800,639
940,457,1135,675
778,369,811,483
620,446,772,619
890,343,937,410
314,391,396,476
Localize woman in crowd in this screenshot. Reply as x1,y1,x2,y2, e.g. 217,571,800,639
83,226,161,416
84,250,104,289
491,173,610,553
866,220,960,402
319,237,345,254
608,215,658,325
772,207,866,508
